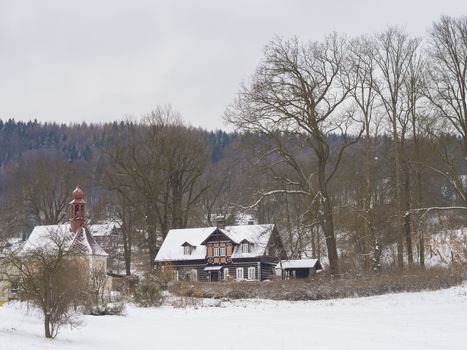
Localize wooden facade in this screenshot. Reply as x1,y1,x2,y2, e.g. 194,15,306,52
156,224,286,282
276,259,323,279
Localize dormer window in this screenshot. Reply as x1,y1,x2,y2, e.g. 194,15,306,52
183,244,193,255
241,242,251,253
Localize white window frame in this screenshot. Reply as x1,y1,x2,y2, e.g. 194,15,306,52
190,269,197,281
236,267,244,280
173,270,179,282
183,245,192,255
241,242,250,253
220,247,226,256
213,247,220,257
248,267,256,280
223,267,229,280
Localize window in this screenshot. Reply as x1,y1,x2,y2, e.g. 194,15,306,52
183,245,192,255
241,242,250,253
213,247,220,257
173,270,179,282
236,267,244,280
190,269,198,281
223,268,229,280
220,247,226,256
248,267,256,280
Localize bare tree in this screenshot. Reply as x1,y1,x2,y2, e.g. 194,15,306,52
2,149,85,228
226,35,362,275
374,27,421,268
347,35,381,270
2,229,87,338
87,265,109,311
424,15,467,204
404,50,429,267
102,107,209,268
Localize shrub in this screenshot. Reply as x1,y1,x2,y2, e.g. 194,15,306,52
133,283,164,307
170,296,200,309
170,282,204,298
169,267,465,301
87,302,126,316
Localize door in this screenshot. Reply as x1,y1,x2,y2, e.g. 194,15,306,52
209,271,219,282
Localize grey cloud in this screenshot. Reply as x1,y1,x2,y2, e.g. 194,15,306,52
0,0,465,130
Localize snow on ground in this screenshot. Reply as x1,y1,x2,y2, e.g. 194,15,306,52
1,284,467,350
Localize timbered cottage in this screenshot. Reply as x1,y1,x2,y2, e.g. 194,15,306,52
154,219,286,282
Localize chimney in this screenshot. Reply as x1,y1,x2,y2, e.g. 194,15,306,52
216,215,225,230
69,186,86,232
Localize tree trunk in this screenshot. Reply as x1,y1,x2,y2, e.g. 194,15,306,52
171,175,183,229
402,164,413,266
147,204,159,269
362,131,374,271
311,227,316,259
121,202,133,276
391,113,404,270
419,230,425,268
318,162,339,275
123,229,131,276
44,314,52,338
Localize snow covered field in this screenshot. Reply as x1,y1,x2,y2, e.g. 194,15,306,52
1,284,467,350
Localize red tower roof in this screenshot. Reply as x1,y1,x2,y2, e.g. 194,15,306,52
70,186,86,231
70,186,86,204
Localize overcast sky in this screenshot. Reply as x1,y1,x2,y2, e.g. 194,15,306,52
0,1,465,130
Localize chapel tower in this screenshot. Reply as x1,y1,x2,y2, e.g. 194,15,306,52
69,186,86,232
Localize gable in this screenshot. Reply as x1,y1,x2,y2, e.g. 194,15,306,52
154,224,277,262
202,229,234,244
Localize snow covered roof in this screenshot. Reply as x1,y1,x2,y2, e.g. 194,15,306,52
154,224,275,262
225,225,273,259
88,221,121,237
21,224,108,257
276,259,322,270
0,238,24,258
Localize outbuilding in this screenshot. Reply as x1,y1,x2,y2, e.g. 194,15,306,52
276,259,323,279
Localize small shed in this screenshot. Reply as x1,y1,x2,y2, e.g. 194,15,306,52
276,259,323,279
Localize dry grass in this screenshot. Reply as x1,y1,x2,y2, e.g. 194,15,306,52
169,267,465,301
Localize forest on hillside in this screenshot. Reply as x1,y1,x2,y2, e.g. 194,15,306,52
0,15,466,276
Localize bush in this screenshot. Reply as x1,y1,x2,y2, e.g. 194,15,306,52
170,282,204,298
133,283,164,307
170,296,200,309
87,302,126,316
169,267,465,301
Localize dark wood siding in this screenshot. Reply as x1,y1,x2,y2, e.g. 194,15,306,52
260,262,276,280
159,262,278,282
172,263,207,281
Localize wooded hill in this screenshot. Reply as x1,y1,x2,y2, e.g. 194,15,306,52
1,15,466,275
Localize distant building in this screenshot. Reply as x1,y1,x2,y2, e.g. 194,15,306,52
88,221,121,272
275,259,323,279
0,238,24,302
1,186,110,301
22,186,108,267
154,218,286,282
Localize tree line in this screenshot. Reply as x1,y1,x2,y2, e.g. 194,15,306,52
0,15,466,276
